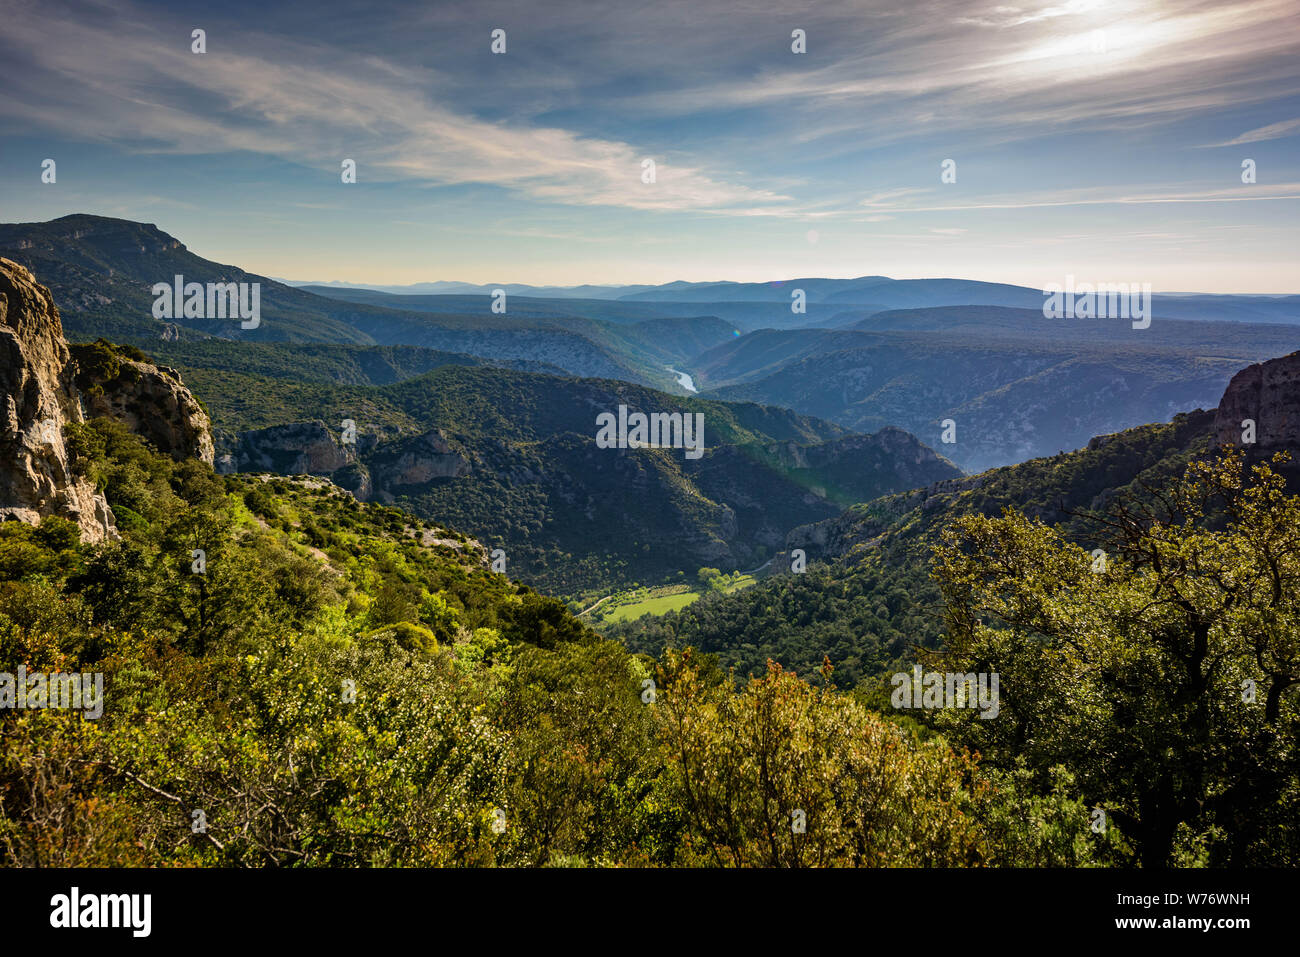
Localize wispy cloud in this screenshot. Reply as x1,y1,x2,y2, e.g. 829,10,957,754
608,0,1300,155
862,188,934,208
1198,117,1300,147
1,0,1296,290
0,0,793,215
848,183,1300,215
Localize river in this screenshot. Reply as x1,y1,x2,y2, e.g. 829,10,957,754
666,367,698,392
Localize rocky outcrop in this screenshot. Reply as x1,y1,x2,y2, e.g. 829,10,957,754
72,346,215,465
1214,351,1300,449
218,422,470,502
332,462,373,500
0,258,115,541
760,426,962,503
784,427,959,479
225,420,353,475
368,429,471,488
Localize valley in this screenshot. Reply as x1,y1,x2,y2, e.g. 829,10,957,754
4,219,1299,871
574,569,760,625
5,215,1295,484
4,0,1299,887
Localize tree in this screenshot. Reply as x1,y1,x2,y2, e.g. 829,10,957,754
933,450,1300,866
654,650,986,866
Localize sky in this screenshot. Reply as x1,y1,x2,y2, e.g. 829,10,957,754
1,0,1298,291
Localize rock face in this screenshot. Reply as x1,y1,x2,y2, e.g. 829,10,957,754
368,429,472,488
1214,351,1300,449
72,348,215,466
331,462,373,500
0,258,115,541
220,423,470,503
226,421,353,475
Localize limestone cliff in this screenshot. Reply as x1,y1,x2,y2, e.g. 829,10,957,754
225,420,353,475
218,422,470,503
0,258,114,541
367,429,472,490
763,426,962,493
71,343,215,465
1214,351,1300,450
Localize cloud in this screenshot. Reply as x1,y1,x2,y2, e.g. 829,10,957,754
862,187,933,207
2,0,1298,235
1198,117,1300,147
608,0,1300,154
845,182,1300,215
0,0,792,215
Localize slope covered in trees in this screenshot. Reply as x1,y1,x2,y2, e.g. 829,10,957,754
610,409,1216,683
7,406,1293,866
0,415,1099,866
141,343,960,592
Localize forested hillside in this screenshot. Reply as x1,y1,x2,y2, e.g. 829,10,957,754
609,409,1215,684
6,393,1293,867
134,341,960,592
0,412,1111,867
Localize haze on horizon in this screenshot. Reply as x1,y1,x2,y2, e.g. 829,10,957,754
1,0,1297,293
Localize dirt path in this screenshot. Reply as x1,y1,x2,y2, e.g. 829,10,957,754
577,595,613,618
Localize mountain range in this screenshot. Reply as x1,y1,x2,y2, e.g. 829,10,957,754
0,230,961,592
4,220,1299,870
4,215,1296,476
4,213,1300,593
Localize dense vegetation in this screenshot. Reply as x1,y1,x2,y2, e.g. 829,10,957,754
0,416,1103,866
4,405,1295,865
930,451,1300,866
613,411,1215,685
96,336,958,592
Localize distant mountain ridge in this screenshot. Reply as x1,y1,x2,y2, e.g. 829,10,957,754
0,215,724,390
283,278,680,299
6,214,1298,485
693,306,1300,472
298,273,1300,324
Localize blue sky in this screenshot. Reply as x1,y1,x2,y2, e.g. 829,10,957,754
1,0,1297,290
